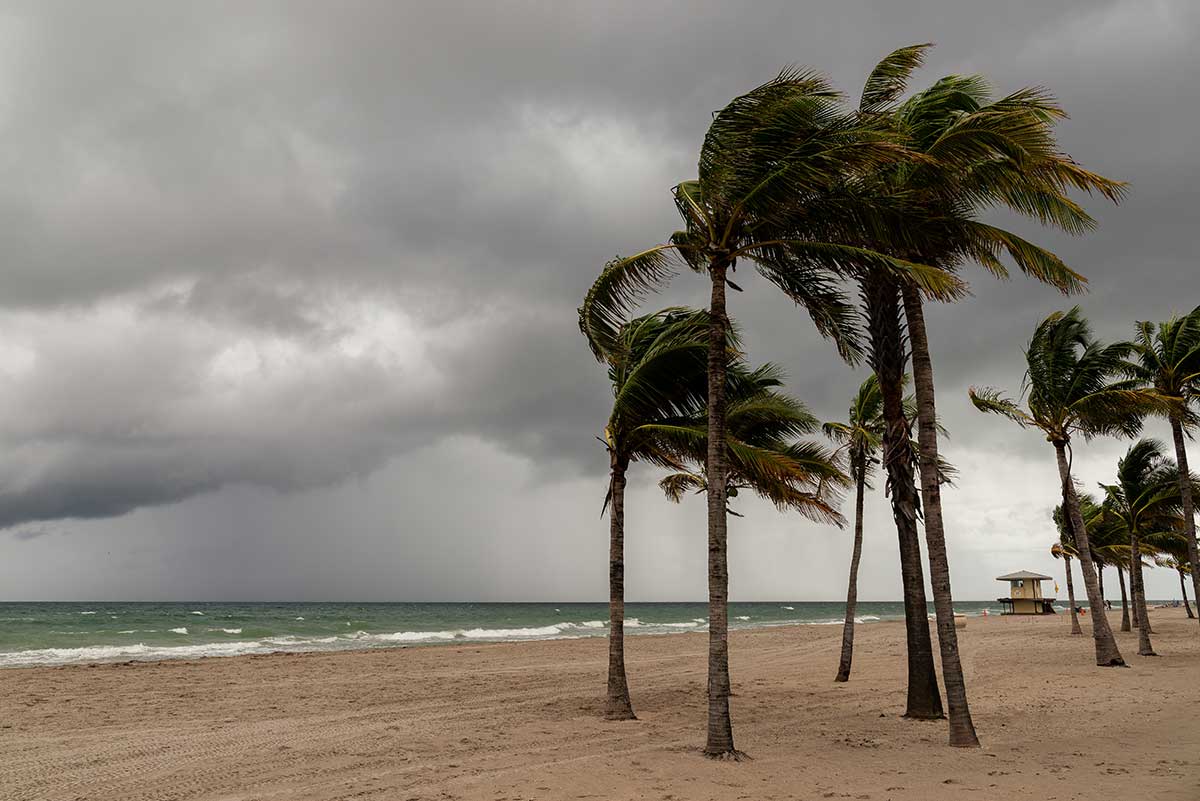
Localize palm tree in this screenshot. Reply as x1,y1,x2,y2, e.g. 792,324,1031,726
1084,506,1136,632
970,308,1162,666
1097,439,1187,656
1124,306,1200,627
657,363,849,524
851,45,1125,746
578,68,956,758
591,308,720,719
824,375,884,681
1052,498,1093,635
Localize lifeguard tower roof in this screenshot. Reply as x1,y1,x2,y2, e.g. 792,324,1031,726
995,570,1053,581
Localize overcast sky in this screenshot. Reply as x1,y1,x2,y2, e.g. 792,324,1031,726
0,1,1196,602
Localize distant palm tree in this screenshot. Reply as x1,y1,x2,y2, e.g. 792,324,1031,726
824,375,885,682
1124,307,1200,627
578,68,955,758
971,308,1162,666
1097,439,1187,656
1083,504,1137,632
1052,494,1103,636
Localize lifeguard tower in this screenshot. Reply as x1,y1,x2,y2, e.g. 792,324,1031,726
996,570,1056,615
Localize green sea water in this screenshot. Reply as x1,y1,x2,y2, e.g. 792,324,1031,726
0,600,1026,667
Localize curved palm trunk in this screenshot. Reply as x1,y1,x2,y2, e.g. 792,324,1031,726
1097,568,1105,606
864,276,943,719
703,260,737,758
1181,571,1195,619
1117,566,1131,631
901,286,977,746
1063,555,1082,635
1053,441,1124,666
835,461,866,682
1129,533,1155,656
1169,416,1200,628
605,455,636,719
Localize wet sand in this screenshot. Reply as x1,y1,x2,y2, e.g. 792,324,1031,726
2,608,1197,800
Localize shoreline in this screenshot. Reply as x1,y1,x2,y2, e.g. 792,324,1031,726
3,610,1197,800
0,599,1115,669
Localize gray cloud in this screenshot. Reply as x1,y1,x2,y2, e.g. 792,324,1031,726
0,1,1196,600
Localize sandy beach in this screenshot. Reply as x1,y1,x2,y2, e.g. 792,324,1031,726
2,609,1197,801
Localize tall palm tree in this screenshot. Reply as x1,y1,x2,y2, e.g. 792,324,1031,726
1097,439,1186,655
578,68,956,758
851,45,1124,746
592,308,721,719
824,375,884,682
970,308,1162,666
1124,306,1200,626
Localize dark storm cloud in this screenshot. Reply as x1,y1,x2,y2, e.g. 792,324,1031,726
0,0,1196,579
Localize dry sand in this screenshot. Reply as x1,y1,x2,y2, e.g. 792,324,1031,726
1,608,1197,801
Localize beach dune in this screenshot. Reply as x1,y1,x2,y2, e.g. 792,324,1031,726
1,609,1197,800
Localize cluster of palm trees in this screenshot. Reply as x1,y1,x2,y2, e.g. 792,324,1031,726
576,44,1194,758
972,305,1200,664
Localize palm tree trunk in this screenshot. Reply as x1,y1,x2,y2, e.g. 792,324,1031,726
864,275,943,719
1063,555,1082,635
703,260,737,758
1053,441,1125,666
605,454,635,719
1129,533,1155,655
1117,566,1131,631
1181,571,1195,619
835,461,866,682
1169,416,1200,628
1097,567,1105,606
900,285,977,746
1131,562,1141,628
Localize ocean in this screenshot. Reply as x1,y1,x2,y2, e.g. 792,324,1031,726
0,600,1030,668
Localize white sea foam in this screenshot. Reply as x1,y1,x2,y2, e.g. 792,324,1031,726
624,618,642,627
858,615,881,622
0,640,273,668
578,620,606,628
169,627,188,635
216,628,242,634
661,622,701,628
80,611,96,615
295,617,305,621
734,616,751,621
191,611,205,616
782,606,795,610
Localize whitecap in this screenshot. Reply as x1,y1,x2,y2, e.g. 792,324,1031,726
624,618,642,627
169,627,188,635
295,617,305,621
219,628,242,634
80,611,97,615
782,606,795,610
191,611,205,616
734,616,751,621
578,620,606,628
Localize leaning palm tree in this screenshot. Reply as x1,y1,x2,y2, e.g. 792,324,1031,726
824,375,884,682
970,308,1162,666
850,45,1124,745
1124,306,1200,626
592,308,719,719
578,68,956,758
1097,439,1187,656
